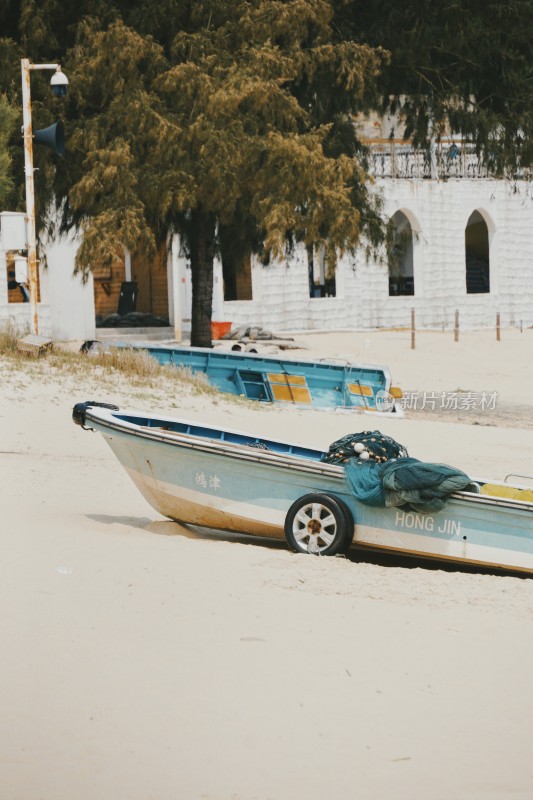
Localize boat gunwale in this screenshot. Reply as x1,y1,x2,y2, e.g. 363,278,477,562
84,408,344,478
138,343,395,382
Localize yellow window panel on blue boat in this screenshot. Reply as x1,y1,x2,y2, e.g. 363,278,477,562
270,383,294,402
290,386,313,404
267,373,312,404
267,373,308,387
347,383,373,397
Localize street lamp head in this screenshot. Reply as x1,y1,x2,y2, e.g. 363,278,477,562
50,67,68,97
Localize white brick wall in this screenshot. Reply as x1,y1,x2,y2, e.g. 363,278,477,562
3,176,531,339
220,178,533,332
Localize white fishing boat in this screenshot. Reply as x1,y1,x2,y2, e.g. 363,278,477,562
73,402,533,573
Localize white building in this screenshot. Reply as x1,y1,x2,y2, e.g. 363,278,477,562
223,173,533,334
0,213,94,341
2,143,532,340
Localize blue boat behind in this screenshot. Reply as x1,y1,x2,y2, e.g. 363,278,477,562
119,343,403,414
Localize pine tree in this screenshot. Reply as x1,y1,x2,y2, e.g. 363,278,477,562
58,1,387,346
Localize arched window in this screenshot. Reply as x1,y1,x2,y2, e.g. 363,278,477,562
465,211,490,294
387,211,414,296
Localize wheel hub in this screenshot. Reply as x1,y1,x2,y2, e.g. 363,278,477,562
307,518,322,534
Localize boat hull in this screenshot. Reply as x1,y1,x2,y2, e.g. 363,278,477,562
79,406,533,574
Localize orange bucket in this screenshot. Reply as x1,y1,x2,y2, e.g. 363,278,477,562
211,321,232,340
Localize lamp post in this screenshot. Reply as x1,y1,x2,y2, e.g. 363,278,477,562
21,59,68,336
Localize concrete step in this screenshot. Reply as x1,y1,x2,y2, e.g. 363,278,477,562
94,327,177,342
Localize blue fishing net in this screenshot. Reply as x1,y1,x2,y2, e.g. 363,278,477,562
323,432,474,512
320,430,409,465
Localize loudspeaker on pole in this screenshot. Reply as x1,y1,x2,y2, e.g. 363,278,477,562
33,120,65,157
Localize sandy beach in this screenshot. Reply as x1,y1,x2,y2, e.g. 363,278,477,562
1,328,533,800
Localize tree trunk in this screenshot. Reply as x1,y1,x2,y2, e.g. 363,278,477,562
189,208,217,348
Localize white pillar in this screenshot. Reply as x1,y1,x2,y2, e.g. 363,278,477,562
168,236,181,342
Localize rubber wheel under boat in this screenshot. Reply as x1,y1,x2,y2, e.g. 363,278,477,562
284,493,354,556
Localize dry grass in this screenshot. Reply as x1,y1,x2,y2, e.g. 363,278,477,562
0,320,26,354
0,325,218,398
